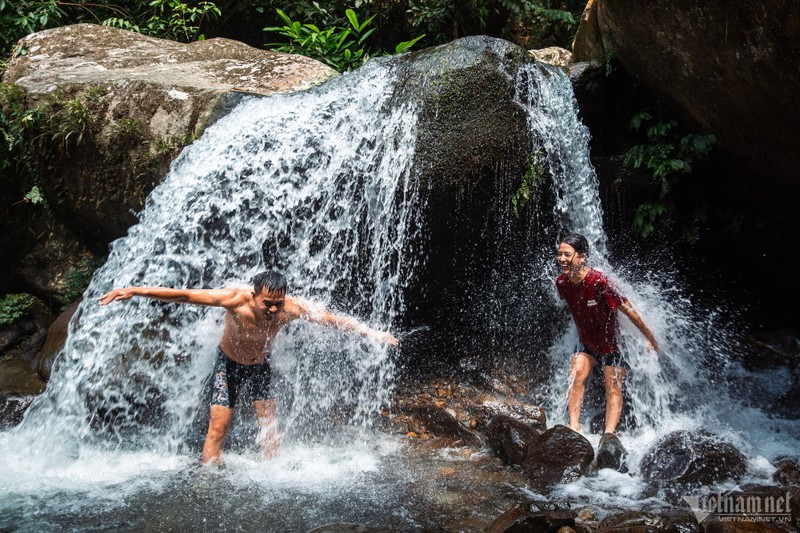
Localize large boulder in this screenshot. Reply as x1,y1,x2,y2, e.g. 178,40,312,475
485,414,544,465
389,36,557,366
572,1,800,252
522,425,594,491
1,23,337,286
640,430,748,486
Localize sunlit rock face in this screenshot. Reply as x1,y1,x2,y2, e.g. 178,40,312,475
573,0,800,251
2,23,338,242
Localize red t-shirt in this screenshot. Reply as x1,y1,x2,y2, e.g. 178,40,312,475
556,268,627,355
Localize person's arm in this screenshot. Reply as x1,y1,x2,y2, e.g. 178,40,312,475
293,299,399,346
618,302,659,353
98,286,242,309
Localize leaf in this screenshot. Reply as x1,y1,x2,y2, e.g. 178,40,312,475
275,8,293,27
395,34,425,54
345,9,359,31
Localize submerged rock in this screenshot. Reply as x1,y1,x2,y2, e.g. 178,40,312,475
523,425,594,492
640,430,748,486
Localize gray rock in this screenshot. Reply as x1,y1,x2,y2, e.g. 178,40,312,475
3,23,338,243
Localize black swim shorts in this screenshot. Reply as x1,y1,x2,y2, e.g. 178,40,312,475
576,344,629,370
210,347,273,408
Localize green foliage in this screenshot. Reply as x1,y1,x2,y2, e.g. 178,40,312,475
265,8,375,71
23,185,45,205
0,82,39,188
621,109,716,237
0,0,66,59
265,7,423,72
0,293,41,326
103,0,221,42
406,0,577,46
111,118,144,143
44,97,93,154
60,255,104,309
511,149,546,217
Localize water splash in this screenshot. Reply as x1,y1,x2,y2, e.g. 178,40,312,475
3,59,424,476
514,62,800,482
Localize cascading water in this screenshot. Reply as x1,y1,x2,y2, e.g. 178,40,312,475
511,62,800,497
0,57,425,503
2,37,798,531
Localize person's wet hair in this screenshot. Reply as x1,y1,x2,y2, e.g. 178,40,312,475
252,271,287,295
560,233,589,257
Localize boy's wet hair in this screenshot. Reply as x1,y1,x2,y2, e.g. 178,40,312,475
560,233,589,257
252,271,287,294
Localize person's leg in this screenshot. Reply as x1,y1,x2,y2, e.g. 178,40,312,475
603,365,627,434
254,399,279,459
202,348,238,465
202,405,234,464
568,352,595,432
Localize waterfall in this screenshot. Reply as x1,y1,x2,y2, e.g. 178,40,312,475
513,62,800,473
3,58,424,469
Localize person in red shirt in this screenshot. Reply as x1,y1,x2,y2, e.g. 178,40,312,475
556,234,658,436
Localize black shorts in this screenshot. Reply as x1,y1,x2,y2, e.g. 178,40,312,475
210,347,273,408
576,344,629,370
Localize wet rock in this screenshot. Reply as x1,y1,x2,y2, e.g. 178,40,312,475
486,414,544,465
306,524,399,532
0,393,35,429
475,401,547,432
773,457,800,486
703,521,795,533
0,311,51,360
402,402,483,447
486,502,576,533
0,358,46,397
640,430,748,486
693,486,799,532
742,330,800,373
598,511,703,533
523,425,594,492
595,432,627,472
35,299,80,381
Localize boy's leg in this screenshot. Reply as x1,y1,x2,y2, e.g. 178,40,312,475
603,365,627,434
568,352,595,432
202,405,233,464
254,399,279,459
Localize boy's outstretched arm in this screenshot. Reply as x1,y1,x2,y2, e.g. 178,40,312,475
619,302,659,353
296,300,398,346
98,287,241,309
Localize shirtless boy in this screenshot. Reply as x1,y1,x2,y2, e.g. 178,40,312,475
555,234,658,437
99,271,398,464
